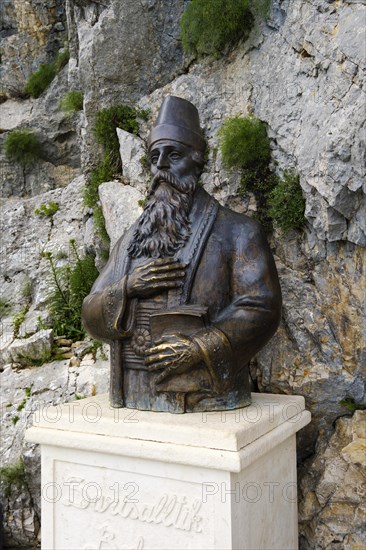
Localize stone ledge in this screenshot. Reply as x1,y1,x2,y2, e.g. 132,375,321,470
26,393,311,472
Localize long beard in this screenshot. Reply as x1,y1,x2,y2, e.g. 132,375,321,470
127,171,197,259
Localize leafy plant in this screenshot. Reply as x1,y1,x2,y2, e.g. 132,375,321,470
181,0,258,58
12,308,28,337
3,129,42,166
268,171,306,232
34,201,59,217
60,90,84,114
44,240,99,340
25,48,69,98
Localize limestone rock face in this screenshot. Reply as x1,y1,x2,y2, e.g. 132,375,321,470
1,0,365,547
99,181,143,249
299,411,366,549
0,175,86,339
0,68,82,198
8,329,54,366
0,0,67,96
66,0,189,168
0,349,109,547
117,128,148,194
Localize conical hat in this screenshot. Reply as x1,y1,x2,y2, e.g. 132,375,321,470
147,96,206,152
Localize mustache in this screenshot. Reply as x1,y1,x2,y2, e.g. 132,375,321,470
149,170,196,196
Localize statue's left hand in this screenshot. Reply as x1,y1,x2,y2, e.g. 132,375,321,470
145,334,202,384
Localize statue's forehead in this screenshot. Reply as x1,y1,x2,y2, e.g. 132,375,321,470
149,139,191,153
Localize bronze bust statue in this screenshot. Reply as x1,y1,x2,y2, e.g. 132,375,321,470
82,96,282,413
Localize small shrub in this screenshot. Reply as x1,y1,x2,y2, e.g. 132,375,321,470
268,171,306,232
45,240,99,340
60,90,84,114
181,0,255,58
25,63,57,98
0,460,27,498
84,104,148,255
34,201,59,217
218,115,275,230
93,104,149,170
218,116,271,171
4,129,42,166
25,49,70,98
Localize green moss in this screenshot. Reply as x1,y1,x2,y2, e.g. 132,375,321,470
83,155,115,208
0,298,12,319
12,416,20,426
45,240,99,340
181,0,256,58
34,201,59,217
17,399,27,412
93,205,110,245
25,49,70,99
21,277,32,301
339,397,366,412
4,129,42,167
60,90,84,114
0,460,27,498
268,171,306,233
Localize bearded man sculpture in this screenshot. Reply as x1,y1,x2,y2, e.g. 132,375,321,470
82,96,282,413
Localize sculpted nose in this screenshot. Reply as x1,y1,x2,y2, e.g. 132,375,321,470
157,152,169,170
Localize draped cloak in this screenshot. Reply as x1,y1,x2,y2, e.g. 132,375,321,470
82,187,282,413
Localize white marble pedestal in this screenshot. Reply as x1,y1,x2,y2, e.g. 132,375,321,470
26,393,310,550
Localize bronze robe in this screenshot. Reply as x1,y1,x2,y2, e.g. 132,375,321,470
82,187,282,412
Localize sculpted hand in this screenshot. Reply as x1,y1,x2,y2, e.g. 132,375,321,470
126,258,186,299
145,334,202,384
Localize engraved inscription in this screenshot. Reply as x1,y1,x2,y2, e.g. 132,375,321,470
62,477,203,533
82,522,144,549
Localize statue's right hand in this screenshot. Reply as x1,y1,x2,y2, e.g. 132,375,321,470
126,258,186,298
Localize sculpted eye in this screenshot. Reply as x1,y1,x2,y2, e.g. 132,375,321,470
170,152,182,161
150,156,158,165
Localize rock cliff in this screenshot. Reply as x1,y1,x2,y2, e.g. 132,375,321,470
0,0,364,547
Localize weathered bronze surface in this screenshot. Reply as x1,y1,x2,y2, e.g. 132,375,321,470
82,96,282,412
